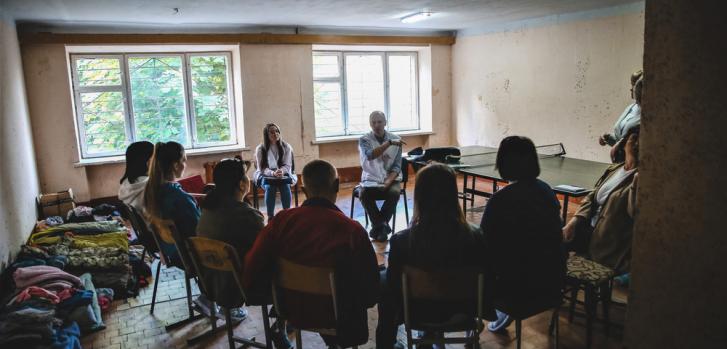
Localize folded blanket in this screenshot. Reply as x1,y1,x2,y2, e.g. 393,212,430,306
28,221,125,246
13,266,82,290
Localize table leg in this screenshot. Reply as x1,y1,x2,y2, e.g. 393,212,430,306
462,173,468,212
562,194,570,224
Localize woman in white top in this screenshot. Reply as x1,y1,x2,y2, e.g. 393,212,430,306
254,123,297,219
118,141,154,213
600,70,643,161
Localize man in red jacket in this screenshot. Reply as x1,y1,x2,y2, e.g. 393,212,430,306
244,159,380,347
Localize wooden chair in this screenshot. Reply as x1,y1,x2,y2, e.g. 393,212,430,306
271,258,358,349
187,237,274,349
564,254,616,348
150,219,233,344
120,203,159,262
349,157,410,232
401,266,485,349
493,293,561,349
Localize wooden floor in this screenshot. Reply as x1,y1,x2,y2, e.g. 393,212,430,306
81,178,627,348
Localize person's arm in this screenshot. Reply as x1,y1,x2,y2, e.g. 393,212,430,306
281,144,293,176
173,190,201,239
256,146,275,177
360,137,406,161
382,141,403,188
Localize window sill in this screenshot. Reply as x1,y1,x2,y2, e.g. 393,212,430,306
74,144,249,167
311,130,434,145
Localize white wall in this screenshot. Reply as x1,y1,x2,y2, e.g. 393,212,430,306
452,7,644,162
0,14,40,268
21,41,452,201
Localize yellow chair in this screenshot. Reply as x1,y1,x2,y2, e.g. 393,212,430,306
187,236,274,349
401,266,486,348
271,258,358,349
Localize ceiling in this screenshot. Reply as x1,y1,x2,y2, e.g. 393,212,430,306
5,0,642,34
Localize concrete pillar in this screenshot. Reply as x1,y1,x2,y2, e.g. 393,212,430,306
626,0,727,347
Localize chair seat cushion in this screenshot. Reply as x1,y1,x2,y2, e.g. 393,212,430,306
566,255,615,285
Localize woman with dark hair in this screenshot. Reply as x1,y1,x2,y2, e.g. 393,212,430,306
198,157,263,257
196,157,265,326
376,163,493,348
143,141,199,265
118,141,154,212
564,127,640,276
480,136,566,332
254,123,297,219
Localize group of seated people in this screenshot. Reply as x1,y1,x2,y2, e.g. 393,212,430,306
116,95,639,347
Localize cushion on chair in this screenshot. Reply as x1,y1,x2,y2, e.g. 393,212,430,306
566,255,615,285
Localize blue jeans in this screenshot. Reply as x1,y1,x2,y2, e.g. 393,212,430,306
262,179,292,218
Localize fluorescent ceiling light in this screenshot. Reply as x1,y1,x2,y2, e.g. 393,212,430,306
401,11,432,24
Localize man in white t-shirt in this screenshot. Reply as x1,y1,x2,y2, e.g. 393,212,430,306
358,111,406,242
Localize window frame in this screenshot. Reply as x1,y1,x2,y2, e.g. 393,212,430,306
70,51,238,159
313,50,420,139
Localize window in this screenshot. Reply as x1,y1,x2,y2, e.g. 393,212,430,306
70,52,237,158
313,51,419,138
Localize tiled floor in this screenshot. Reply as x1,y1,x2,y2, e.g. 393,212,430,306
82,179,627,348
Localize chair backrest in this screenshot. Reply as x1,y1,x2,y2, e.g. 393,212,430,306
272,258,338,321
187,236,247,306
151,218,198,277
401,265,484,324
123,204,159,255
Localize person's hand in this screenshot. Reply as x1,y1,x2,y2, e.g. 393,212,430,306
383,177,395,190
274,169,284,178
389,139,406,147
598,134,609,146
562,220,577,242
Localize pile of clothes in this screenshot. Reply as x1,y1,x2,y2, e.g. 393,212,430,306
25,204,151,298
0,203,154,347
0,265,98,348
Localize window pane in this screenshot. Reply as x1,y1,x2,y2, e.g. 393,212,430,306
313,54,340,79
80,92,127,154
388,55,418,130
76,58,122,86
190,55,232,143
128,56,189,146
345,54,384,134
314,82,345,137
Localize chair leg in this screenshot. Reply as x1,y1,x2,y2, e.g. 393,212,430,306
602,281,612,336
261,305,273,349
253,182,259,209
568,285,578,323
516,319,522,349
293,184,299,207
585,284,597,349
349,192,356,218
406,327,414,349
295,329,302,349
225,308,235,349
150,260,161,314
549,307,560,349
402,190,409,226
392,204,397,232
185,273,194,317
